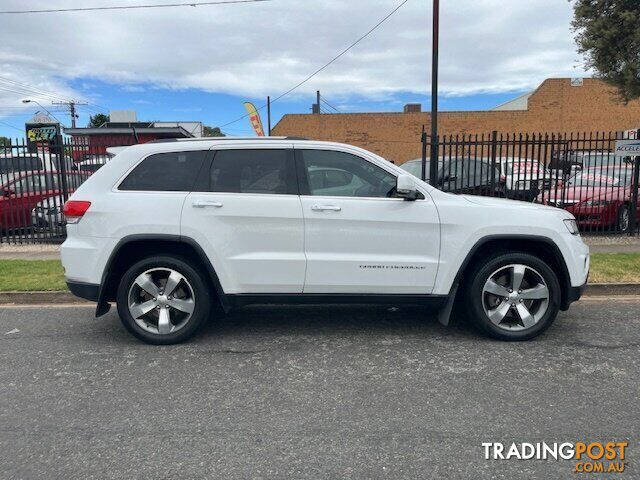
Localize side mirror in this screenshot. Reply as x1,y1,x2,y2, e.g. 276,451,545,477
2,188,14,198
396,174,419,201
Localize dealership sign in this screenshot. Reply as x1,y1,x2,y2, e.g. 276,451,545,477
614,140,640,157
25,113,61,153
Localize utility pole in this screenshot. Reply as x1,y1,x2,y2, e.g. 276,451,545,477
267,96,271,136
53,100,87,128
317,90,321,114
429,0,440,186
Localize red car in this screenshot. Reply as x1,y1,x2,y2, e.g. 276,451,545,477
0,171,83,230
539,166,638,232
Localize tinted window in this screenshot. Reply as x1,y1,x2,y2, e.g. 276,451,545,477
0,156,42,174
119,151,206,191
300,150,396,198
208,149,294,194
441,159,499,189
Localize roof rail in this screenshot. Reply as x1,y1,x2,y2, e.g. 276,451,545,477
146,136,309,144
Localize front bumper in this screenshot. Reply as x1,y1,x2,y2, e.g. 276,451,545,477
561,281,587,311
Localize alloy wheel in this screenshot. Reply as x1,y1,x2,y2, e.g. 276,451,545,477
127,268,195,335
481,264,550,331
619,207,630,232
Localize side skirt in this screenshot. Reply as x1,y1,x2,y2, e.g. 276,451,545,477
224,293,449,309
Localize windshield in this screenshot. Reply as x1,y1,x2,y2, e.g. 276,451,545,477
401,160,427,178
401,159,499,189
572,168,632,187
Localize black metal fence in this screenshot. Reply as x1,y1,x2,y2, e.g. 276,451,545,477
415,131,640,235
0,137,122,244
0,131,638,244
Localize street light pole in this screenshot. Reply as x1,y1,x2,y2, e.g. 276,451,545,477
429,0,440,186
21,99,62,125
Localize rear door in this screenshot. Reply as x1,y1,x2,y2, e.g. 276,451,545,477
182,145,305,294
296,146,440,294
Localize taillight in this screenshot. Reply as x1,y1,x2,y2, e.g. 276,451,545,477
63,200,91,224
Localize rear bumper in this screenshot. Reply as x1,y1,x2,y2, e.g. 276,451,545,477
66,281,100,302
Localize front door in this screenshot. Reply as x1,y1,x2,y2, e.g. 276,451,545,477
183,146,306,294
296,147,440,294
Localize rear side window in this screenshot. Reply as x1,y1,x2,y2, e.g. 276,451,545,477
208,149,295,194
119,151,206,191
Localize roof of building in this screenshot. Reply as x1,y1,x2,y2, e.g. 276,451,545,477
490,91,533,111
64,126,194,137
271,78,640,164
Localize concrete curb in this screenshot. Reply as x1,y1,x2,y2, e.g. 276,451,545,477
0,291,91,305
0,284,639,305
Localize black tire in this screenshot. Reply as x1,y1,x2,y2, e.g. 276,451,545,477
465,252,561,341
617,205,630,233
116,255,212,345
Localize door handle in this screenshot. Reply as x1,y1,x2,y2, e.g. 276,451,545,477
311,205,341,212
192,200,223,208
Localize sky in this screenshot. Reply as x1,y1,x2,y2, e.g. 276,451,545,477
0,0,589,138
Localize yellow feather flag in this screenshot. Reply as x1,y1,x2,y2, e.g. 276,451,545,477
243,102,266,137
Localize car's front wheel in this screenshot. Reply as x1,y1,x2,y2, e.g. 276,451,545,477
116,255,212,345
465,252,561,341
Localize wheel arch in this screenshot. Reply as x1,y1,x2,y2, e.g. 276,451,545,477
97,234,227,315
451,235,572,311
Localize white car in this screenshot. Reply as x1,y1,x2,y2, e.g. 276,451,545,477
498,157,554,201
61,138,589,344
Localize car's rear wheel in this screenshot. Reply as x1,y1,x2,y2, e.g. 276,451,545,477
116,255,212,345
617,205,630,232
465,252,561,341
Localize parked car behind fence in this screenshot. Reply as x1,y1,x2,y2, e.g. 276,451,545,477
0,131,638,243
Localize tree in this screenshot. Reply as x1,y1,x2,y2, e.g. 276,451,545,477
572,0,640,102
0,136,10,146
88,113,109,128
203,126,225,137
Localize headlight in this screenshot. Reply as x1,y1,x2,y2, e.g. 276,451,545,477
564,219,579,235
583,200,611,207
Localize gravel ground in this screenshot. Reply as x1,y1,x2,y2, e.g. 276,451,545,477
0,300,637,479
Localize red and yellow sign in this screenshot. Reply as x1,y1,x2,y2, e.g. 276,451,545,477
244,102,265,137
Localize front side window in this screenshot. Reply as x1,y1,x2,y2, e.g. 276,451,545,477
299,150,396,198
119,151,207,191
208,149,294,194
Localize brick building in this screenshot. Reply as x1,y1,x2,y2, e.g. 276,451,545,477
272,78,640,164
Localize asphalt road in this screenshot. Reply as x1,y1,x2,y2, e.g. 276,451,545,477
0,299,638,480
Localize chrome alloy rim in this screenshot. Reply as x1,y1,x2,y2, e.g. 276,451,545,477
481,264,549,331
127,268,195,335
620,207,630,231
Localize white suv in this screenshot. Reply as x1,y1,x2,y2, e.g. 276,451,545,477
61,138,589,344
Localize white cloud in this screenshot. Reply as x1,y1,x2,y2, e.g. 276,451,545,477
0,0,588,114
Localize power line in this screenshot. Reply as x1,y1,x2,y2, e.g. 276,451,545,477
0,78,76,103
219,0,410,128
0,0,272,14
0,120,23,132
0,77,107,113
320,96,340,113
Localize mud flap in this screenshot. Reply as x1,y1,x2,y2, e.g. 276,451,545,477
96,302,111,317
437,284,458,327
